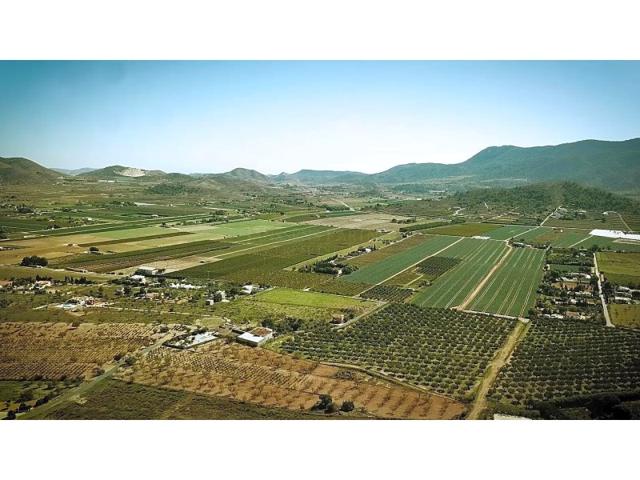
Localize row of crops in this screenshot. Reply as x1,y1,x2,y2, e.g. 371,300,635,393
489,318,640,406
412,238,508,309
415,256,460,280
359,285,413,302
281,303,516,400
52,240,233,272
174,228,378,293
468,247,545,317
342,235,459,284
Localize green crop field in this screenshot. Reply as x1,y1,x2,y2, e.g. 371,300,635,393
412,239,508,309
342,235,459,284
420,223,501,237
346,234,428,268
596,252,640,277
281,303,516,400
489,318,640,406
484,225,537,240
468,247,545,317
254,287,371,309
174,228,379,289
214,287,376,325
359,284,414,302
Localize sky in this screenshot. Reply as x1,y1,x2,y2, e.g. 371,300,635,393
1,61,639,175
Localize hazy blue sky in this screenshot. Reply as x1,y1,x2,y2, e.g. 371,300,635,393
1,61,639,174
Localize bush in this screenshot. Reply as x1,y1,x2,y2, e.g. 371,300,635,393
340,400,355,412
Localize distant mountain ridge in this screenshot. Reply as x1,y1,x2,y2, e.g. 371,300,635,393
2,137,639,190
269,138,640,189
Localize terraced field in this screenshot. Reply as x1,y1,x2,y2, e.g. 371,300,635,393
468,247,545,317
412,239,508,309
343,235,459,284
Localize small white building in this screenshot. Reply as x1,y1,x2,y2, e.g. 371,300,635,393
241,284,257,295
130,274,147,284
136,266,160,276
237,327,274,347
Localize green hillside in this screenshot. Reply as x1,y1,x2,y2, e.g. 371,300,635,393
0,157,63,185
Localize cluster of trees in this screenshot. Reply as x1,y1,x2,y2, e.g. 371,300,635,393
20,255,48,267
311,394,355,414
299,256,357,276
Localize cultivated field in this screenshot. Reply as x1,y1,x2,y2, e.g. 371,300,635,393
596,252,640,287
30,379,324,420
281,303,516,401
303,213,411,231
468,247,545,317
489,318,640,405
0,322,156,380
485,225,537,240
116,341,465,419
343,235,459,284
608,305,640,329
412,239,508,309
213,288,376,325
174,228,378,291
419,223,500,237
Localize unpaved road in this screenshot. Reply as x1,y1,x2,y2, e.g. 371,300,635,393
467,320,529,420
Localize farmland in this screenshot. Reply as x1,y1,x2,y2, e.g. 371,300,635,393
412,239,509,309
419,223,500,237
485,225,537,240
0,322,157,381
608,305,640,328
116,340,465,419
468,247,545,317
281,303,516,401
489,319,640,406
343,234,459,284
213,288,377,325
28,379,324,420
52,240,233,272
596,252,640,287
2,162,640,422
359,285,414,302
173,228,379,289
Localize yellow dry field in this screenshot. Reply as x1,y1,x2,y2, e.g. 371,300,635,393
0,322,156,380
117,341,466,419
304,213,411,231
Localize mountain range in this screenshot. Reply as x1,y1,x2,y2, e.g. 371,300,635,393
2,137,639,191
